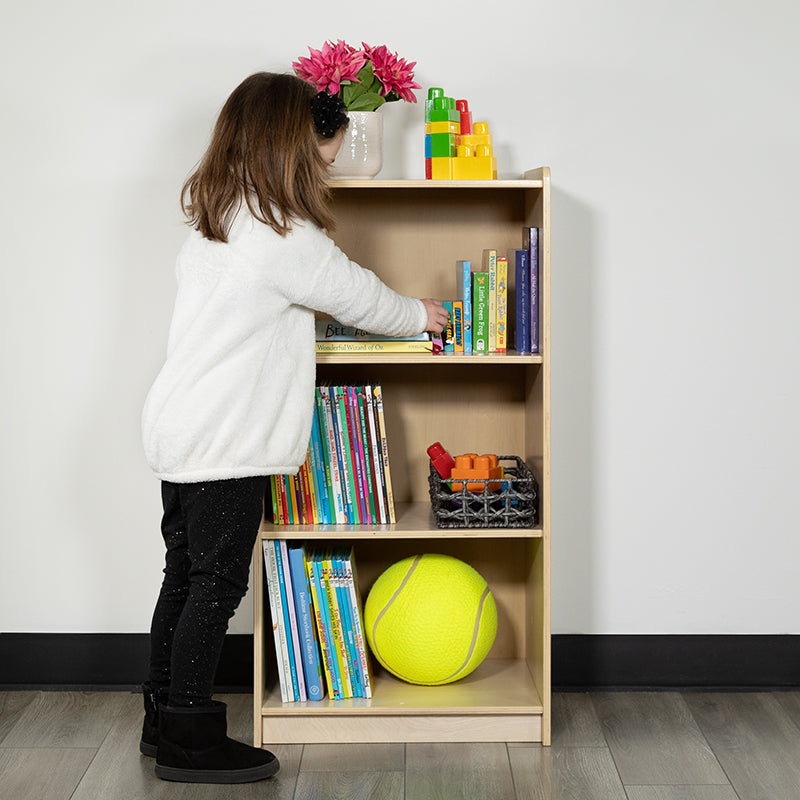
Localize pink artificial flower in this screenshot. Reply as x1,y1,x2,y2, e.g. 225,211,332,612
362,43,421,103
293,39,366,95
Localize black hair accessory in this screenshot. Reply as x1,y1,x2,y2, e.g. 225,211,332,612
311,91,348,138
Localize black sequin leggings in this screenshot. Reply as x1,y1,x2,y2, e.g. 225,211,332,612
148,476,268,706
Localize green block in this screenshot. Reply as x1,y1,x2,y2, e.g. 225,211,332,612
426,108,461,122
426,133,456,157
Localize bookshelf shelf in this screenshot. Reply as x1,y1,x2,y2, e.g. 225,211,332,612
253,170,551,746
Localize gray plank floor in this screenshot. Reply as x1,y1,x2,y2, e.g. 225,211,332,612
2,690,800,799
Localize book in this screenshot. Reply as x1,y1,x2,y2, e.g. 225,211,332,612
372,384,396,523
331,386,357,523
315,319,430,342
320,549,352,697
456,260,473,354
287,544,325,700
453,301,464,353
356,386,378,524
496,256,508,353
510,248,531,354
472,272,489,353
308,550,342,699
523,227,540,353
483,249,497,352
365,385,388,524
262,540,293,702
278,539,306,701
344,386,369,524
318,388,346,523
443,301,454,353
343,547,372,698
316,340,431,354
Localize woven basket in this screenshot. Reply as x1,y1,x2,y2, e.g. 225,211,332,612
428,455,539,529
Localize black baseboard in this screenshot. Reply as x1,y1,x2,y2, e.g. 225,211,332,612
1,633,798,690
552,634,800,689
0,633,254,691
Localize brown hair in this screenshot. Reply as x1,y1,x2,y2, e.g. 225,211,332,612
181,72,335,242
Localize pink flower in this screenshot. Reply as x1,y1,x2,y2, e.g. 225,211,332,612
292,40,366,95
362,43,421,103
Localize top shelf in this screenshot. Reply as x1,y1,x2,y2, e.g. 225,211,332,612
328,178,544,190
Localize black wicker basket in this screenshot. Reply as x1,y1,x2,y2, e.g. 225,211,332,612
428,455,539,529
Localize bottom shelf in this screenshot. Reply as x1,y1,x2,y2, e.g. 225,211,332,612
257,658,544,744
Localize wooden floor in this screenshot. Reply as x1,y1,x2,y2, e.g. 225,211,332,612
3,690,800,799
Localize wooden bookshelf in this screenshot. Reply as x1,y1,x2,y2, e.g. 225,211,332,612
253,169,551,746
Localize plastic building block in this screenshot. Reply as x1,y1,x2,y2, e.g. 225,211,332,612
427,442,455,479
449,453,503,492
425,120,460,135
425,132,456,158
429,157,454,179
456,99,472,135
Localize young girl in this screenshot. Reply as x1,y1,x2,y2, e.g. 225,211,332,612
139,72,448,784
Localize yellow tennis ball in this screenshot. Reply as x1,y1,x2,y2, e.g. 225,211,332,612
364,554,497,685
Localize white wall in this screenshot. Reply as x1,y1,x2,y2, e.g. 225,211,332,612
1,0,798,636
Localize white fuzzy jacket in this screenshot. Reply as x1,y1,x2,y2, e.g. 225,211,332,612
142,209,427,483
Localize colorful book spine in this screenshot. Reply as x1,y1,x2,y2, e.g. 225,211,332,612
344,547,372,698
473,272,489,353
373,385,396,523
321,550,352,697
456,260,473,354
274,540,301,701
279,539,306,701
262,540,292,702
511,248,531,354
453,301,464,352
309,550,342,699
496,256,508,353
364,385,387,524
523,226,540,353
319,388,346,523
331,386,356,523
443,301,455,352
287,544,325,700
345,386,369,524
356,386,378,524
483,249,497,352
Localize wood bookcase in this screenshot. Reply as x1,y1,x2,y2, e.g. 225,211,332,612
252,168,551,746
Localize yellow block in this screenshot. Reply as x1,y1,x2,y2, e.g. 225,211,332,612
425,120,460,134
430,157,455,179
452,156,497,180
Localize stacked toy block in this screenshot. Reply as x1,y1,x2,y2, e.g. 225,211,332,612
424,87,497,180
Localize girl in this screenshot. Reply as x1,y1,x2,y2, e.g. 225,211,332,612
140,72,448,784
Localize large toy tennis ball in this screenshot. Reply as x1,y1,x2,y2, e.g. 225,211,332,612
364,554,497,685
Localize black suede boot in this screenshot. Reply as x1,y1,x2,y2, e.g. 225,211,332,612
139,683,169,757
155,701,279,783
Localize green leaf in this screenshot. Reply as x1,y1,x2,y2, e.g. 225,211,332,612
347,92,386,112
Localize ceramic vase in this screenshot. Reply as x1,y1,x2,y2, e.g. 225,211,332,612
329,110,383,179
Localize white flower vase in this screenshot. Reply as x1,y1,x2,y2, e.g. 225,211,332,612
329,110,383,179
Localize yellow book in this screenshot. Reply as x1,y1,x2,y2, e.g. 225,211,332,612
496,256,508,352
482,249,497,352
306,551,336,698
322,549,353,697
316,340,431,354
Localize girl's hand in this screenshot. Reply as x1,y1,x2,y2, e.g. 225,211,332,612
421,298,449,333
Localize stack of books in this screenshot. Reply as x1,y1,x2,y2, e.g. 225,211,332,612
316,319,432,354
262,541,371,702
269,383,395,525
443,226,541,355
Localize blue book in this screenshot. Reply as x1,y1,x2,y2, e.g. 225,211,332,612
523,227,540,353
288,544,325,700
274,541,300,701
329,386,354,523
511,248,531,354
309,403,332,523
456,260,473,353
